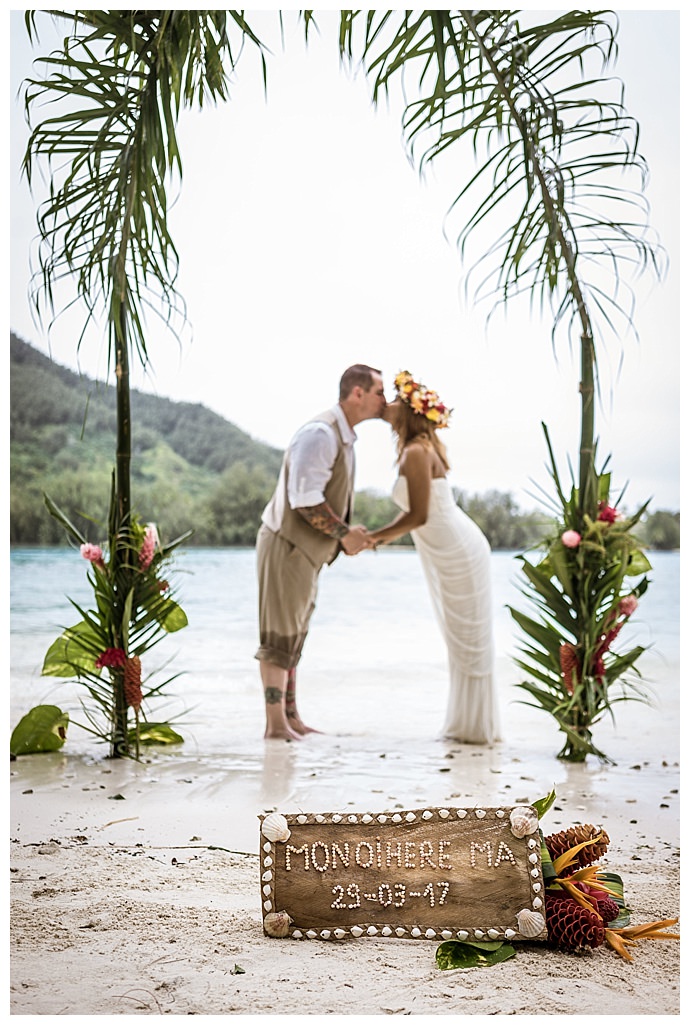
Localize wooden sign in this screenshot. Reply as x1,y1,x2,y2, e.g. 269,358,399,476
258,805,547,942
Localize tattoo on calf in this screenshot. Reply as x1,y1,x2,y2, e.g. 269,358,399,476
296,501,348,539
264,687,283,705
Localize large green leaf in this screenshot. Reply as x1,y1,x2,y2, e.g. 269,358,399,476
435,939,516,970
10,704,69,755
42,621,103,677
131,722,184,745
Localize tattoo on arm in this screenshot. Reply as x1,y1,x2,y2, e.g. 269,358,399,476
296,502,348,539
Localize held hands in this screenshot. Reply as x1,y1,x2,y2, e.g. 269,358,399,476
341,524,377,556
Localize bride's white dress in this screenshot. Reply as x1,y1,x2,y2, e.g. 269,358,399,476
392,475,500,744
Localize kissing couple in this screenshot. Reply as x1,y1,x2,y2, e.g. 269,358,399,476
254,364,500,746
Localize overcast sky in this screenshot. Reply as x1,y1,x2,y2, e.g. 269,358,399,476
9,9,680,513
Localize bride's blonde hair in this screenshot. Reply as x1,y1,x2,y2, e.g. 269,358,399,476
392,401,450,471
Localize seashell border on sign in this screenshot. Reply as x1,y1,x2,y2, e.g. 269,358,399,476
258,805,547,942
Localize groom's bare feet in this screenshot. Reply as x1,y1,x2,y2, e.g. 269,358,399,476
265,724,302,741
290,720,323,736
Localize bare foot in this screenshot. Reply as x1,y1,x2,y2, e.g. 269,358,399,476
289,717,324,736
264,725,302,741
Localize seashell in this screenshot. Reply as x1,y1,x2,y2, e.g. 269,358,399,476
297,814,308,824
377,815,388,823
422,810,433,819
456,809,467,818
351,926,364,938
381,926,392,937
392,814,402,823
263,910,291,938
411,927,422,938
333,929,346,939
441,930,453,940
362,814,373,824
405,812,416,822
495,809,505,818
487,929,500,939
367,926,378,936
516,908,546,938
475,809,486,819
292,930,303,939
439,809,450,819
395,927,407,937
456,930,469,941
505,928,516,940
474,930,485,940
306,930,318,939
320,930,331,939
425,929,436,939
261,812,291,843
510,805,539,838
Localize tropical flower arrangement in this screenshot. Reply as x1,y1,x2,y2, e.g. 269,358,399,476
436,790,679,970
394,370,452,428
508,426,653,763
10,488,191,760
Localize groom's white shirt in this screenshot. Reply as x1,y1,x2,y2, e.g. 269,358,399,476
261,404,356,532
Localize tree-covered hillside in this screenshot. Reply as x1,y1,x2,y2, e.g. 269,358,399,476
10,333,679,549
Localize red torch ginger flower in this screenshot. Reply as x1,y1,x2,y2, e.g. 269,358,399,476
561,530,581,548
95,647,127,669
597,502,618,524
138,523,159,570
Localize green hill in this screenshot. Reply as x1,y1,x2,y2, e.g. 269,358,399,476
10,332,288,545
10,333,678,550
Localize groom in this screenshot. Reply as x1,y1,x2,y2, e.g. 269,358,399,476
255,364,386,740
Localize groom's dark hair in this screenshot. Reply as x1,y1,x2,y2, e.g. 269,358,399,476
339,364,381,401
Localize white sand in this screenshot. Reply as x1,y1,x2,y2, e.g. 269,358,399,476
10,719,680,1018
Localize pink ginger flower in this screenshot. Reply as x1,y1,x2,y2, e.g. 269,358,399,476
138,523,159,570
561,530,581,548
618,594,639,617
80,543,106,571
597,502,618,524
95,647,127,669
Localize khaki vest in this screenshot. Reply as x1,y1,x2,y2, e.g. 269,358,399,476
267,408,354,568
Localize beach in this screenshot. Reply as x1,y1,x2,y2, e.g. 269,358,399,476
10,725,680,1017
10,548,681,1016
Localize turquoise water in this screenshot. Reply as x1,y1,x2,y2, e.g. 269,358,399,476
10,547,680,855
10,546,679,753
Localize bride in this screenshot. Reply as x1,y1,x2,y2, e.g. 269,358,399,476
368,371,500,745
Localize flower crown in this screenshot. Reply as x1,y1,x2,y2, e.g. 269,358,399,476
393,370,451,428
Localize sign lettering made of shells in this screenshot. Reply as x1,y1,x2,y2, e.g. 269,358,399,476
259,805,547,942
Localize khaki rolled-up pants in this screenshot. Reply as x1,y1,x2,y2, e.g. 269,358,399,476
254,524,320,671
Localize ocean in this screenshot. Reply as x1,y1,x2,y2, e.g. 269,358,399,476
10,546,680,854
10,545,679,756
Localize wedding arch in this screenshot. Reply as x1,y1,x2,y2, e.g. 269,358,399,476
20,10,663,759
